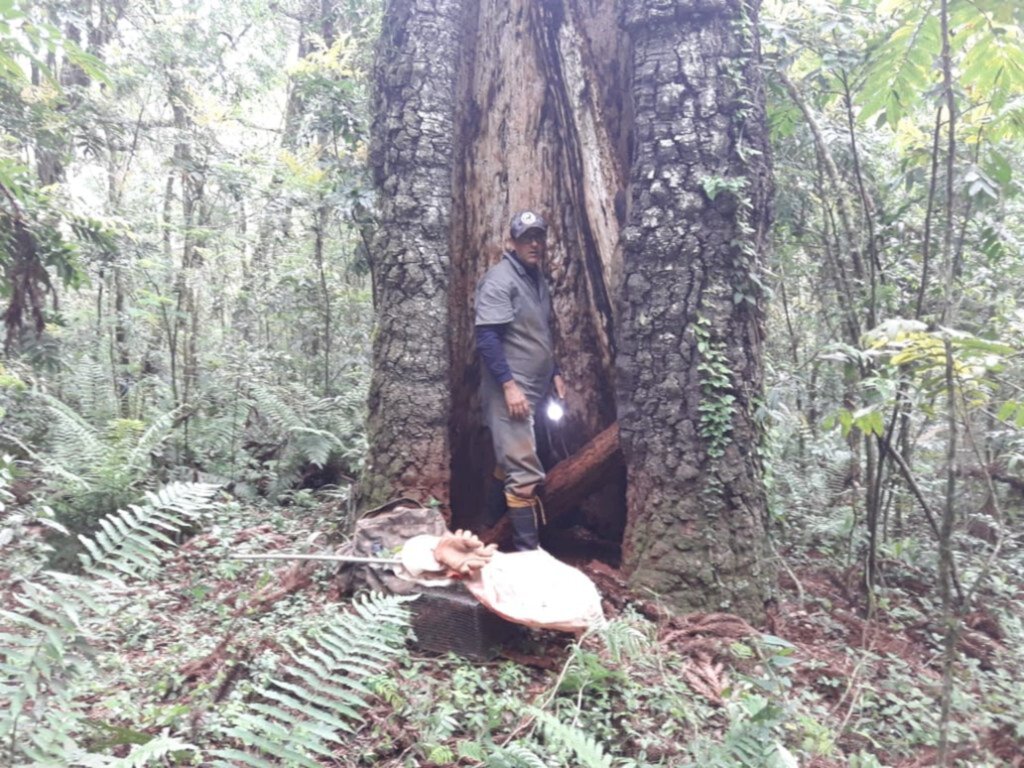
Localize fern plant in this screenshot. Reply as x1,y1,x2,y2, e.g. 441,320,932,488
13,393,183,530
684,693,796,768
247,381,345,490
184,357,366,499
212,592,414,767
457,739,550,768
62,356,121,425
0,483,217,766
440,619,655,768
77,483,219,580
69,733,199,767
0,572,93,766
533,708,620,768
453,711,625,768
257,379,366,496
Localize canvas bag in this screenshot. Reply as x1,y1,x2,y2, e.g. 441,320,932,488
336,498,448,595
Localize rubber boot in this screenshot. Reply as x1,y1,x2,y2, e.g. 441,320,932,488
508,505,540,551
481,474,507,528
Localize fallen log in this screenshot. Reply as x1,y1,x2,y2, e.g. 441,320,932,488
482,422,622,546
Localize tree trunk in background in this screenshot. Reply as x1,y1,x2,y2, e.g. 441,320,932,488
235,0,323,343
167,74,206,462
616,0,774,618
363,0,774,620
113,268,130,417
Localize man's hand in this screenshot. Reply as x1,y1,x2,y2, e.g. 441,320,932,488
503,380,530,420
553,374,566,401
433,530,498,576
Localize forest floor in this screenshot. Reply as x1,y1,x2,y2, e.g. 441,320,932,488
31,494,1023,767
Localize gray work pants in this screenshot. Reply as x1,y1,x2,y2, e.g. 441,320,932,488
482,386,546,495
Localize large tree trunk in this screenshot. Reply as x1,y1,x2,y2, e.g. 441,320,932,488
363,0,774,620
616,0,775,617
360,0,466,507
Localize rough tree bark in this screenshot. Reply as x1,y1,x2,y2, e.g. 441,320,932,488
360,0,465,506
362,0,774,620
616,0,775,616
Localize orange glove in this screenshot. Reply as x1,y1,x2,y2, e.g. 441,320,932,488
432,529,498,576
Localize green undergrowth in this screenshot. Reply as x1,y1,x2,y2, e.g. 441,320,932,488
764,411,1024,766
2,463,1023,766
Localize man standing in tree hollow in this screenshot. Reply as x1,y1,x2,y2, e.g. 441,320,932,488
475,210,567,550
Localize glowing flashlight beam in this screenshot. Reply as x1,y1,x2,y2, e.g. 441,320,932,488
546,400,564,423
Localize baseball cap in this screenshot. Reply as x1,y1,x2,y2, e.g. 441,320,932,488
510,210,548,239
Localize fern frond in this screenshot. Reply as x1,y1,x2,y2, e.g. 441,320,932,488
0,571,94,763
206,748,277,768
249,382,307,433
211,593,414,767
427,744,455,764
190,394,251,471
69,733,199,767
63,356,118,424
291,426,341,467
1,483,219,765
39,392,107,475
686,694,791,768
220,714,324,768
3,433,93,490
532,709,615,768
490,742,550,768
143,481,219,515
598,617,651,663
122,406,181,474
456,739,487,761
78,482,218,580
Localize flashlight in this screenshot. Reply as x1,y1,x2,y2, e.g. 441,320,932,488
545,398,565,423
